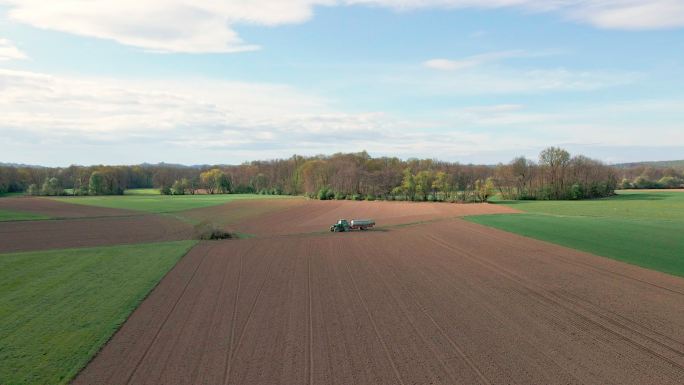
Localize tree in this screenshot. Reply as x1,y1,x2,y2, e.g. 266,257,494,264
432,171,450,200
41,177,63,196
88,171,105,195
474,178,495,202
200,168,231,194
400,168,416,201
172,178,190,195
539,147,570,199
414,170,434,201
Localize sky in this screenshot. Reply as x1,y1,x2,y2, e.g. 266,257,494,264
1,0,683,167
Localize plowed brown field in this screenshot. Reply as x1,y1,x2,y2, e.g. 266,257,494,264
0,215,192,253
233,199,519,235
0,197,137,218
73,219,684,385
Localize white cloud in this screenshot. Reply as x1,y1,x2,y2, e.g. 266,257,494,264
424,50,538,71
1,1,683,53
1,68,682,166
0,38,27,61
390,67,637,94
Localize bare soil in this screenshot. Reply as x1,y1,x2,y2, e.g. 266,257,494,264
73,219,684,385
0,196,137,218
233,199,519,236
0,215,193,253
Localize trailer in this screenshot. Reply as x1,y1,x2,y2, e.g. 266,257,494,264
330,218,375,232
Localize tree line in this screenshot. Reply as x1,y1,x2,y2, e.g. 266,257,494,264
0,147,621,201
617,165,684,189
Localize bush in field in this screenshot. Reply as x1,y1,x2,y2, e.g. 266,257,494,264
317,187,334,200
334,192,346,200
193,221,233,240
365,194,375,201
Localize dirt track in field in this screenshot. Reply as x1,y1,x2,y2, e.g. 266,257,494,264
0,197,137,218
233,199,519,236
73,219,684,385
0,215,192,253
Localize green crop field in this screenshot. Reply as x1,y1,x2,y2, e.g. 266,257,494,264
0,209,50,222
467,191,684,277
52,193,295,213
123,188,161,195
0,240,196,385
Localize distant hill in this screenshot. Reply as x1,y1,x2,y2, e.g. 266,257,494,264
613,160,684,169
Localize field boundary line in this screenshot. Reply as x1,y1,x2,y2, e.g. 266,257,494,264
463,220,684,296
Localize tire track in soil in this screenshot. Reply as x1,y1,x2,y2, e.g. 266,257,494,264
123,243,216,385
342,250,406,385
377,231,611,384
434,222,684,358
221,242,279,385
361,231,585,385
461,220,684,296
425,231,684,374
189,243,254,384
452,221,684,358
306,241,314,385
347,240,489,385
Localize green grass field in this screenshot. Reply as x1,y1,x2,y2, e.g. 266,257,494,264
0,209,50,222
52,193,294,213
467,191,684,277
0,240,196,385
123,188,161,195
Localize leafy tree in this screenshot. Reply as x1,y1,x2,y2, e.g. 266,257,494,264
172,178,190,195
41,177,63,196
474,178,495,202
539,147,570,199
400,168,416,201
88,171,105,195
200,169,231,194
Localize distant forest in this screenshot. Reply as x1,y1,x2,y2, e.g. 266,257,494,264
1,148,682,201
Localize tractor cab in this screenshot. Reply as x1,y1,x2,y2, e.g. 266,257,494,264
330,219,350,232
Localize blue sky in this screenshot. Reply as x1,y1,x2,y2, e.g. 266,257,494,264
1,1,683,166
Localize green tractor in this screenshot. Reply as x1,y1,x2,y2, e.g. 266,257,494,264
330,218,375,232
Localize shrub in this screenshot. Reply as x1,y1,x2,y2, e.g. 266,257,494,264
317,187,334,200
365,194,375,201
352,194,362,201
334,192,346,200
193,221,233,240
569,183,584,200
